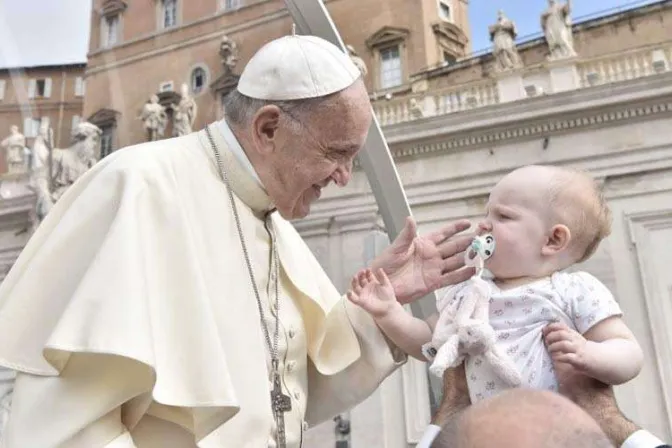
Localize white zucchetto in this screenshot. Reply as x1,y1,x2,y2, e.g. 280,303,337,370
237,28,361,101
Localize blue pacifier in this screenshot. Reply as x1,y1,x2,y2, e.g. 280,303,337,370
465,234,496,274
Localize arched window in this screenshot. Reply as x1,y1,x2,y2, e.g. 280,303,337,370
190,66,207,95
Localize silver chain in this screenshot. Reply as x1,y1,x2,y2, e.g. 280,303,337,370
205,126,281,370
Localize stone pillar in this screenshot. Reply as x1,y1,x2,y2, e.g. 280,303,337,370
548,57,580,93
494,69,526,103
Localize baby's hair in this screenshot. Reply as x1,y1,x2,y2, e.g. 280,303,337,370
545,166,611,263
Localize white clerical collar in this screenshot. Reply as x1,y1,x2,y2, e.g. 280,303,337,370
216,118,264,189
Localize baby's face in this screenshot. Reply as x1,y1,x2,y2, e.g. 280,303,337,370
478,169,552,279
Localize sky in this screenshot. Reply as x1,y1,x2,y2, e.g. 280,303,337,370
0,0,663,69
469,0,661,53
0,0,92,69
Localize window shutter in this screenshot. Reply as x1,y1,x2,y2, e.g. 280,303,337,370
28,79,36,99
0,80,5,100
44,78,52,98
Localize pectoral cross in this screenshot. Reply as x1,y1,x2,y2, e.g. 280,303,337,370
271,370,292,447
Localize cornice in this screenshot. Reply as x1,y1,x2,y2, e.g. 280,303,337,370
370,72,672,163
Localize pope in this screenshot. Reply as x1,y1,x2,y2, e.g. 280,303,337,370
0,31,474,447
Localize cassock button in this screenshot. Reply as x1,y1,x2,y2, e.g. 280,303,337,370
293,390,301,400
287,361,296,372
288,328,296,338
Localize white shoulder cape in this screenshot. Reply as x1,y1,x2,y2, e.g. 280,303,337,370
0,128,367,442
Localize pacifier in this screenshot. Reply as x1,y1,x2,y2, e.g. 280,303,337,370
464,233,496,275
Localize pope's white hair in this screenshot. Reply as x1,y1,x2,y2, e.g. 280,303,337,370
222,88,340,131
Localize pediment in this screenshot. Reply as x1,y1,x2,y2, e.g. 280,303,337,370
432,22,469,47
365,26,410,49
157,91,181,109
101,0,127,16
88,108,120,127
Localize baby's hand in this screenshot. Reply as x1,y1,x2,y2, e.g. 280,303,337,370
347,268,397,319
543,322,591,372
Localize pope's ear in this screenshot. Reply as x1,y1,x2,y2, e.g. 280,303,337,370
251,105,281,154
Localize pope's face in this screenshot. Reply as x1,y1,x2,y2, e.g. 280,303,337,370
267,80,371,220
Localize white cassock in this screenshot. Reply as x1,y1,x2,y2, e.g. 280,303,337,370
0,121,407,447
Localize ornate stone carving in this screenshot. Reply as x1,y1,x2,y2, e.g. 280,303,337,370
347,44,367,77
212,34,241,101
30,119,54,220
1,126,27,174
140,94,167,141
541,0,576,60
409,98,424,119
171,83,197,136
219,34,239,76
50,123,101,203
489,10,522,72
29,121,101,221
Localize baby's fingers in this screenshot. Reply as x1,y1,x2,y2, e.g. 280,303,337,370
544,329,573,345
547,340,577,354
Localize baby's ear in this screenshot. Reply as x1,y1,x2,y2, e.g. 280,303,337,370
542,224,571,256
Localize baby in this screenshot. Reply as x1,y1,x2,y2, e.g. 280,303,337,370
348,165,643,403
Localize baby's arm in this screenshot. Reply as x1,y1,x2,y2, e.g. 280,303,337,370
347,268,433,361
543,317,643,385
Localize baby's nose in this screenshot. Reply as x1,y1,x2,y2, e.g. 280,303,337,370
477,221,492,233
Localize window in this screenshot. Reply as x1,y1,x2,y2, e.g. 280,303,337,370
100,126,115,158
159,81,174,92
162,0,178,28
75,77,85,97
443,52,457,65
190,67,207,94
28,78,51,99
438,0,452,21
36,79,46,97
221,0,242,10
379,46,402,89
0,80,5,101
103,14,119,47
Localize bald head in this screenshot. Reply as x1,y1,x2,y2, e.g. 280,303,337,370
432,389,613,448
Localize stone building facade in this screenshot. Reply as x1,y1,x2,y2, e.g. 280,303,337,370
83,0,471,153
299,1,672,446
0,64,86,173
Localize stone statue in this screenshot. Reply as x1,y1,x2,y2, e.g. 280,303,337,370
30,119,55,220
1,125,27,174
409,98,424,119
172,83,197,137
489,10,522,72
140,94,167,141
27,121,100,221
541,0,576,60
347,44,368,77
50,122,101,204
219,34,239,75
